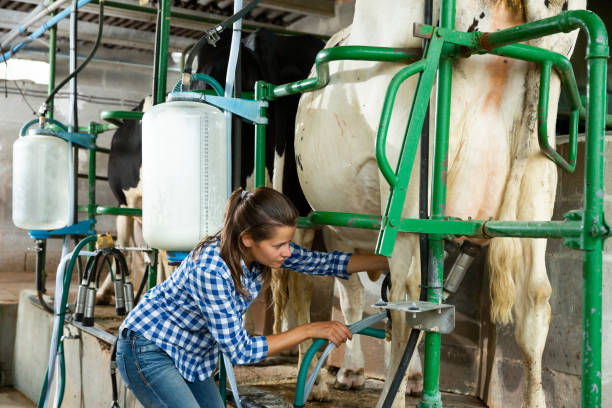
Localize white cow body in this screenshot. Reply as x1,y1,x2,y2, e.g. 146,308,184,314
295,1,584,407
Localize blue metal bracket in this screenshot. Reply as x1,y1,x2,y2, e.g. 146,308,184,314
29,219,96,239
167,91,269,125
166,251,189,264
30,128,96,150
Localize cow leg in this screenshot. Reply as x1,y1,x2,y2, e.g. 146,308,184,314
513,154,555,408
320,228,369,393
334,273,366,390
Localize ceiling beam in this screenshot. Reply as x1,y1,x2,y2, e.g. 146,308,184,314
5,0,333,36
0,8,194,52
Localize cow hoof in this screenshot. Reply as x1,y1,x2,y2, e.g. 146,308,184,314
334,368,365,390
95,293,113,305
308,383,330,401
406,378,423,396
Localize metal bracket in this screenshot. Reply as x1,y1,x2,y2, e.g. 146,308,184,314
413,23,434,39
30,128,96,150
167,91,269,124
166,251,189,265
29,219,96,239
372,300,455,334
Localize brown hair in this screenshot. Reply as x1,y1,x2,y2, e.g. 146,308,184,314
193,187,299,299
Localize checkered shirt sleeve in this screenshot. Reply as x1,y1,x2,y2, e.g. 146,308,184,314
186,257,268,366
281,242,352,280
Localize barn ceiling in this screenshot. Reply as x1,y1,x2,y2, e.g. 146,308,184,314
0,0,335,54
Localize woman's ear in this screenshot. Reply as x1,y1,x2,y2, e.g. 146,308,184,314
241,233,254,248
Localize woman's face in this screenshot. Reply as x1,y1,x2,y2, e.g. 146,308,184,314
242,225,296,268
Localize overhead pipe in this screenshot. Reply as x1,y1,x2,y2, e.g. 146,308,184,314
0,0,94,63
0,0,70,50
224,0,242,198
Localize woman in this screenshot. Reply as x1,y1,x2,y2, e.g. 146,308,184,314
116,187,388,407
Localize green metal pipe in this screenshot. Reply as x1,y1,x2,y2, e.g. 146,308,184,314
298,210,583,239
419,1,455,406
479,10,608,59
155,0,171,104
375,60,427,186
149,249,158,289
254,81,268,188
87,123,97,251
270,46,421,100
581,34,608,407
100,110,144,127
92,206,142,217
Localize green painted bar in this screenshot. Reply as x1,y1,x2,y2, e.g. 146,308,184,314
298,210,583,239
156,0,171,105
95,206,142,217
88,123,97,250
375,60,427,187
254,82,267,188
376,38,444,257
270,46,421,100
419,1,455,406
100,110,143,127
581,21,608,405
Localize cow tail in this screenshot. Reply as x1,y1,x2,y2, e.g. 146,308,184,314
271,268,289,334
487,236,520,325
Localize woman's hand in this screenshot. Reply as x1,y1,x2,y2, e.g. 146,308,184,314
266,321,353,356
306,321,352,346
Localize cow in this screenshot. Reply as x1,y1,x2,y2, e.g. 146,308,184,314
294,0,584,407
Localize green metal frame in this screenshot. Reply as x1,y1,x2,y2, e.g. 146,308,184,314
252,7,608,408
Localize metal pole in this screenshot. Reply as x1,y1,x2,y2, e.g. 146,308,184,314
155,0,171,104
420,0,454,406
47,1,57,120
254,81,267,188
582,31,608,407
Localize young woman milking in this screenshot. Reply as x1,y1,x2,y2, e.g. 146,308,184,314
116,187,388,407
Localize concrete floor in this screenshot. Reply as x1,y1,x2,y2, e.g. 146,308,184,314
0,387,34,407
233,360,486,408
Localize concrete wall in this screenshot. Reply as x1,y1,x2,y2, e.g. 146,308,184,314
13,290,142,407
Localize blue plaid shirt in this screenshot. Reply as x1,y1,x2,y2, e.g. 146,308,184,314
120,238,351,382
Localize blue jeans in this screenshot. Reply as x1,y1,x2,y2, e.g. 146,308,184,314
116,328,224,408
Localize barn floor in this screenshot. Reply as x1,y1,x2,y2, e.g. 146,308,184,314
232,359,486,408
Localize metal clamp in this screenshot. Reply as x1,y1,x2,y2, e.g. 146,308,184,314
372,300,455,334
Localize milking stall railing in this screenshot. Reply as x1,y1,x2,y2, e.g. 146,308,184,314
249,5,608,408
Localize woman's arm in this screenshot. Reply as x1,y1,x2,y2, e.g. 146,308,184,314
346,253,388,275
266,321,353,356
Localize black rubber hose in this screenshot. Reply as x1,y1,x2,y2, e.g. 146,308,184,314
382,1,433,406
40,0,104,116
134,265,149,305
35,239,54,314
183,0,261,76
